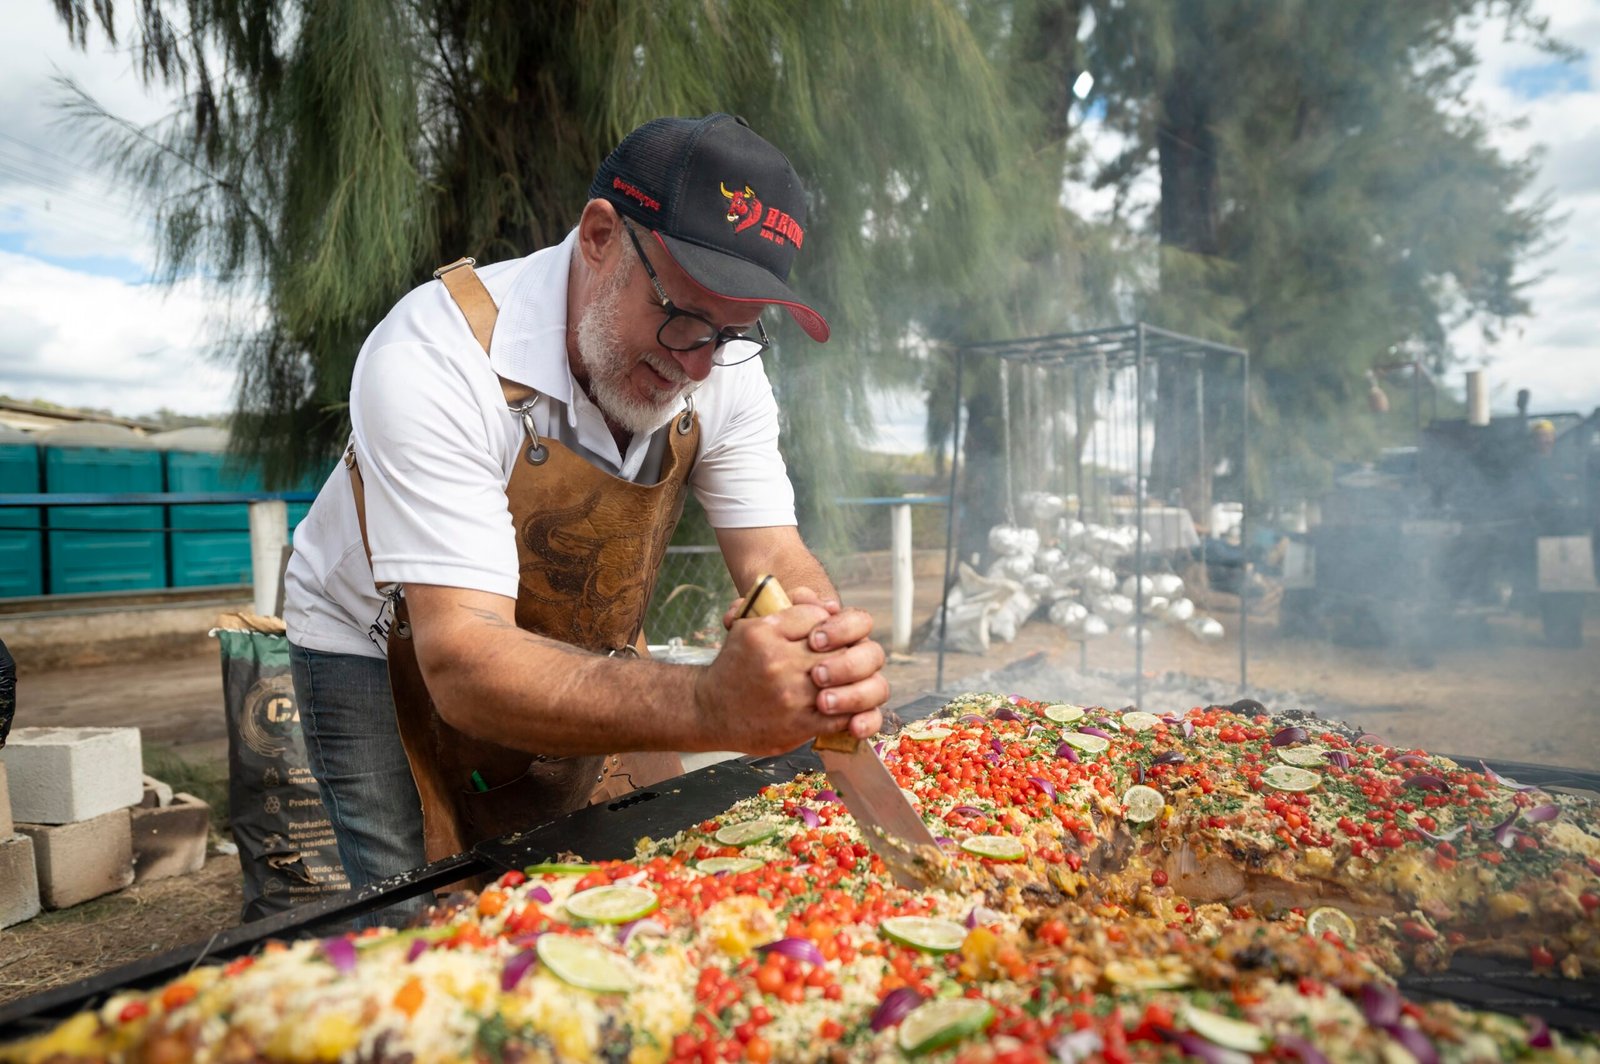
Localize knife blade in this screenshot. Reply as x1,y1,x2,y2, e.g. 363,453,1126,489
740,575,944,888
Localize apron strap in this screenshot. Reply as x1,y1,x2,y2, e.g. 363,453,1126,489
434,256,535,406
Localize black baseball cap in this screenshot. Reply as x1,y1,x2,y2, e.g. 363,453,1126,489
590,113,830,343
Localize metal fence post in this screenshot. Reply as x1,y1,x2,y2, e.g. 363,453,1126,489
248,500,289,618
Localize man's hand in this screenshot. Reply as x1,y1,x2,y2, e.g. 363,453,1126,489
698,601,886,757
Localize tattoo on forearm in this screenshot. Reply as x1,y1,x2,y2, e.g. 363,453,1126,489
458,604,585,657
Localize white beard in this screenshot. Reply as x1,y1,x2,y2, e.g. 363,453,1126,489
575,258,696,436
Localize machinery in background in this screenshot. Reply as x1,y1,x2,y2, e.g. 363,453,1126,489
1283,379,1600,655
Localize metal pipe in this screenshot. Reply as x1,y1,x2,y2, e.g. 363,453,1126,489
936,350,965,693
1240,348,1251,692
1135,324,1146,709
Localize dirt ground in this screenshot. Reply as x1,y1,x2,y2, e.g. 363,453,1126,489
3,569,1598,1009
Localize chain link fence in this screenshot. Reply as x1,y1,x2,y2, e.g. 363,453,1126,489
644,546,736,648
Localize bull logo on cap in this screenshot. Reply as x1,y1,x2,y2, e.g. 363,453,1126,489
720,182,763,235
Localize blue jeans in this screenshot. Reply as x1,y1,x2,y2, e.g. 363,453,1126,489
289,642,429,925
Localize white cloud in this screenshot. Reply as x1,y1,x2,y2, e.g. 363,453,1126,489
0,250,237,416
1450,2,1600,414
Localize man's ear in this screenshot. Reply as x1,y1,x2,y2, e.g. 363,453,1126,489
577,199,625,272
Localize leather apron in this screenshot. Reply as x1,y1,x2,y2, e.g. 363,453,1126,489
348,258,694,862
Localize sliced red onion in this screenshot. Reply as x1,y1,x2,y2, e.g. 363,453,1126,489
618,918,666,945
797,807,821,829
1402,774,1451,793
501,948,538,991
950,805,985,817
320,936,358,975
1385,1024,1438,1064
936,836,953,847
815,789,840,803
963,905,1001,928
1135,765,1145,786
1275,1034,1331,1064
1182,719,1194,739
1356,733,1386,747
1171,1031,1243,1064
959,714,986,725
1026,724,1047,739
870,986,926,1031
1050,1029,1104,1063
873,741,885,756
1524,803,1560,824
1029,776,1058,801
615,870,649,887
1526,1014,1553,1049
1391,753,1431,768
405,937,430,963
1056,742,1080,763
1160,714,1184,726
1079,726,1112,739
527,886,553,904
1324,750,1351,771
1007,694,1024,703
1151,751,1186,767
1412,820,1466,843
756,937,825,967
1360,982,1402,1028
991,738,1006,755
994,706,1023,722
1490,810,1521,848
1270,726,1308,747
984,753,1002,765
1480,760,1537,792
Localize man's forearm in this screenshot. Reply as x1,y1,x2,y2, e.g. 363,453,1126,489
420,615,710,756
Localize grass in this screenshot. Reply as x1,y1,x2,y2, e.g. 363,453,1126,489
141,744,231,835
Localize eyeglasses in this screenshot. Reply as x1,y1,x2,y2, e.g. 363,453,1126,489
622,219,770,367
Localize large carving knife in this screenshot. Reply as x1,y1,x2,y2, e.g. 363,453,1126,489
740,575,944,889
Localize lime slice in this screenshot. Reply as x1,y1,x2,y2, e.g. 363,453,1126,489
1042,703,1086,724
879,916,968,953
564,884,659,924
1262,764,1321,792
1120,784,1165,824
902,725,953,741
1120,711,1163,732
535,934,636,993
1276,745,1329,767
1059,731,1110,755
523,862,600,876
1306,906,1357,946
959,835,1026,862
1179,1006,1268,1053
714,820,782,847
897,998,994,1055
696,856,764,875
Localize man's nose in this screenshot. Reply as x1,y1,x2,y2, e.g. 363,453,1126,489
670,345,716,383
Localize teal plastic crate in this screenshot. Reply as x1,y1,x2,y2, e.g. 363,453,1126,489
161,432,261,587
40,426,166,594
0,428,41,598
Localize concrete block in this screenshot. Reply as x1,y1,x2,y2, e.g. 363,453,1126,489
0,727,142,825
131,792,209,883
0,761,12,838
140,774,173,809
0,833,40,928
17,808,134,909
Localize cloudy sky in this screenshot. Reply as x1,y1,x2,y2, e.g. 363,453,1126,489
1,3,1596,432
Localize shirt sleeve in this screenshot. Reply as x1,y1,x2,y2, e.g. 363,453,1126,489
350,339,520,598
690,359,798,528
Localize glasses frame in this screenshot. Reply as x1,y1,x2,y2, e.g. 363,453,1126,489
621,219,770,367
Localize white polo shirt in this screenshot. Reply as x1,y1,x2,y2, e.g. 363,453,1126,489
283,228,796,659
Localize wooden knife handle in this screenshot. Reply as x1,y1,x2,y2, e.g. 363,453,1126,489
740,574,862,755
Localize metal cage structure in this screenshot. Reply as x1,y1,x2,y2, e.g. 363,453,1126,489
935,323,1251,708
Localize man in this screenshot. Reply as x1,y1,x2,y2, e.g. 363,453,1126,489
282,114,887,898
